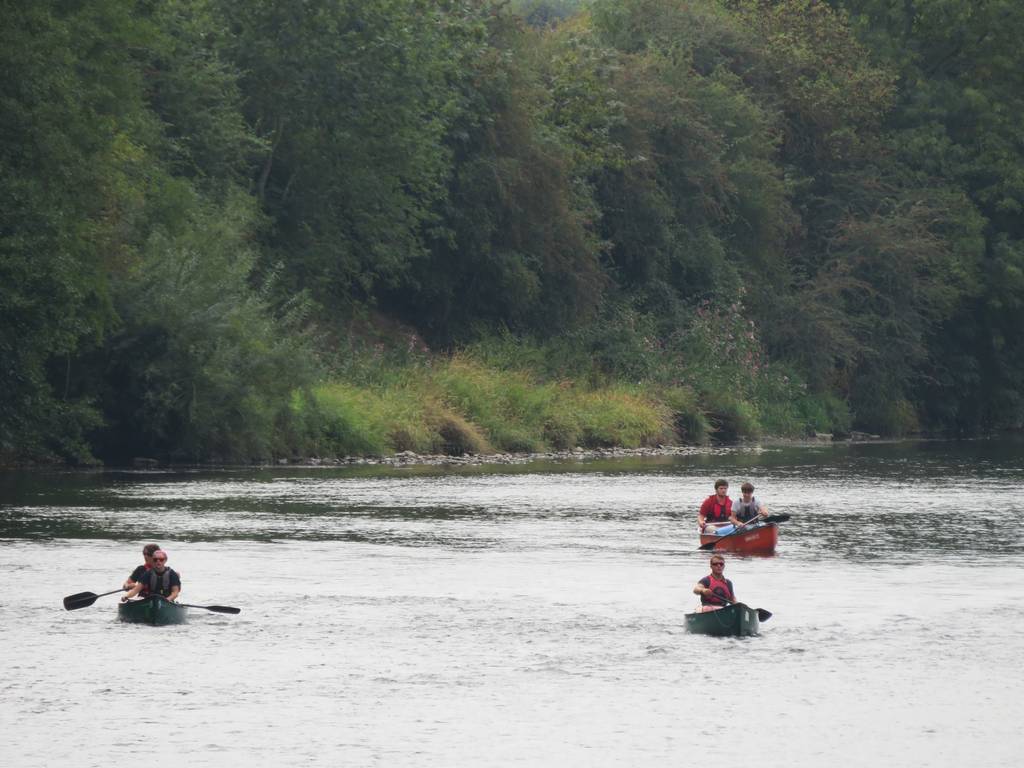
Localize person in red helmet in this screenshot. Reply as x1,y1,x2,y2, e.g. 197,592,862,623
122,549,181,602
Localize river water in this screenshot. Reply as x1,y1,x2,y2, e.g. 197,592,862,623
2,441,1023,767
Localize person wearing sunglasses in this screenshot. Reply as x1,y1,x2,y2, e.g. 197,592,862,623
693,555,735,612
122,543,162,591
122,549,181,602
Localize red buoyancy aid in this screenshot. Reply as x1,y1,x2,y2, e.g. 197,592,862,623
700,574,735,606
702,495,732,523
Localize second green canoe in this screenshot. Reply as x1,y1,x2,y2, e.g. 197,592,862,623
685,602,762,637
118,596,189,625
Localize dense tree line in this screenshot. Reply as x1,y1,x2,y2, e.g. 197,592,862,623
2,0,1022,464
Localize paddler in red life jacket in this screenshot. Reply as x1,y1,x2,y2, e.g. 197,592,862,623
122,542,161,591
693,554,735,612
697,479,733,533
122,549,181,602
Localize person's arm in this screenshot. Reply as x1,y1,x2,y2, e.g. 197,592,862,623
759,500,770,517
166,572,181,601
693,577,711,598
123,565,142,590
697,498,710,531
123,583,143,600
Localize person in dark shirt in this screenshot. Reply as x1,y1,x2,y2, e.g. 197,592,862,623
122,549,181,602
123,543,161,590
692,554,736,611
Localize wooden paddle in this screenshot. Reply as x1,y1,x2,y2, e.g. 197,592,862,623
698,513,792,550
63,588,125,611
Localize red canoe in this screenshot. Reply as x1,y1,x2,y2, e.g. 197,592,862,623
700,522,779,555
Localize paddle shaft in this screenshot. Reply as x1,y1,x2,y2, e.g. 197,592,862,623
176,602,241,615
131,594,241,615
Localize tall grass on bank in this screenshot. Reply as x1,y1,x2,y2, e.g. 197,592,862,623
295,354,679,457
286,317,854,459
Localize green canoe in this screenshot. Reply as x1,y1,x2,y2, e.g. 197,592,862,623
117,595,189,625
685,602,767,637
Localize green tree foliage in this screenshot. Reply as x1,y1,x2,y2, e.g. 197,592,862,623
834,0,1024,430
725,1,988,434
2,0,318,463
389,8,606,343
6,0,1024,463
208,0,473,309
0,0,159,460
97,191,316,462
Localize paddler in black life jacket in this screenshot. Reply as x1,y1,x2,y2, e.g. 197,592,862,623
122,549,181,602
693,554,735,612
731,482,769,525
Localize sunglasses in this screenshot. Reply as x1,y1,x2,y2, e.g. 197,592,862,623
710,561,725,566
153,558,167,562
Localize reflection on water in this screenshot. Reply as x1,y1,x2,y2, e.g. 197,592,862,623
2,440,1024,767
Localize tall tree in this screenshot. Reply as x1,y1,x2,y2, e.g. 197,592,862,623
0,0,160,460
209,0,473,311
838,0,1024,430
392,7,607,343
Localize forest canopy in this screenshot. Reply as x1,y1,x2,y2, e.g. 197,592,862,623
3,0,1023,464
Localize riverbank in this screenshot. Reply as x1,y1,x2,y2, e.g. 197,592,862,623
3,434,900,472
264,433,889,469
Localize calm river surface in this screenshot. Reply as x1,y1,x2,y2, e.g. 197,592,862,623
2,441,1023,767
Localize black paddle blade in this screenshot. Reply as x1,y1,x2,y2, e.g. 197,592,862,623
204,605,241,614
756,608,772,622
763,514,791,523
63,587,124,611
63,591,99,611
179,603,241,614
697,540,720,551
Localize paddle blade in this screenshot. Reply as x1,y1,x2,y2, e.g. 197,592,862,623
204,605,241,614
63,591,99,611
697,540,720,551
63,587,124,611
763,514,791,524
756,608,772,622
